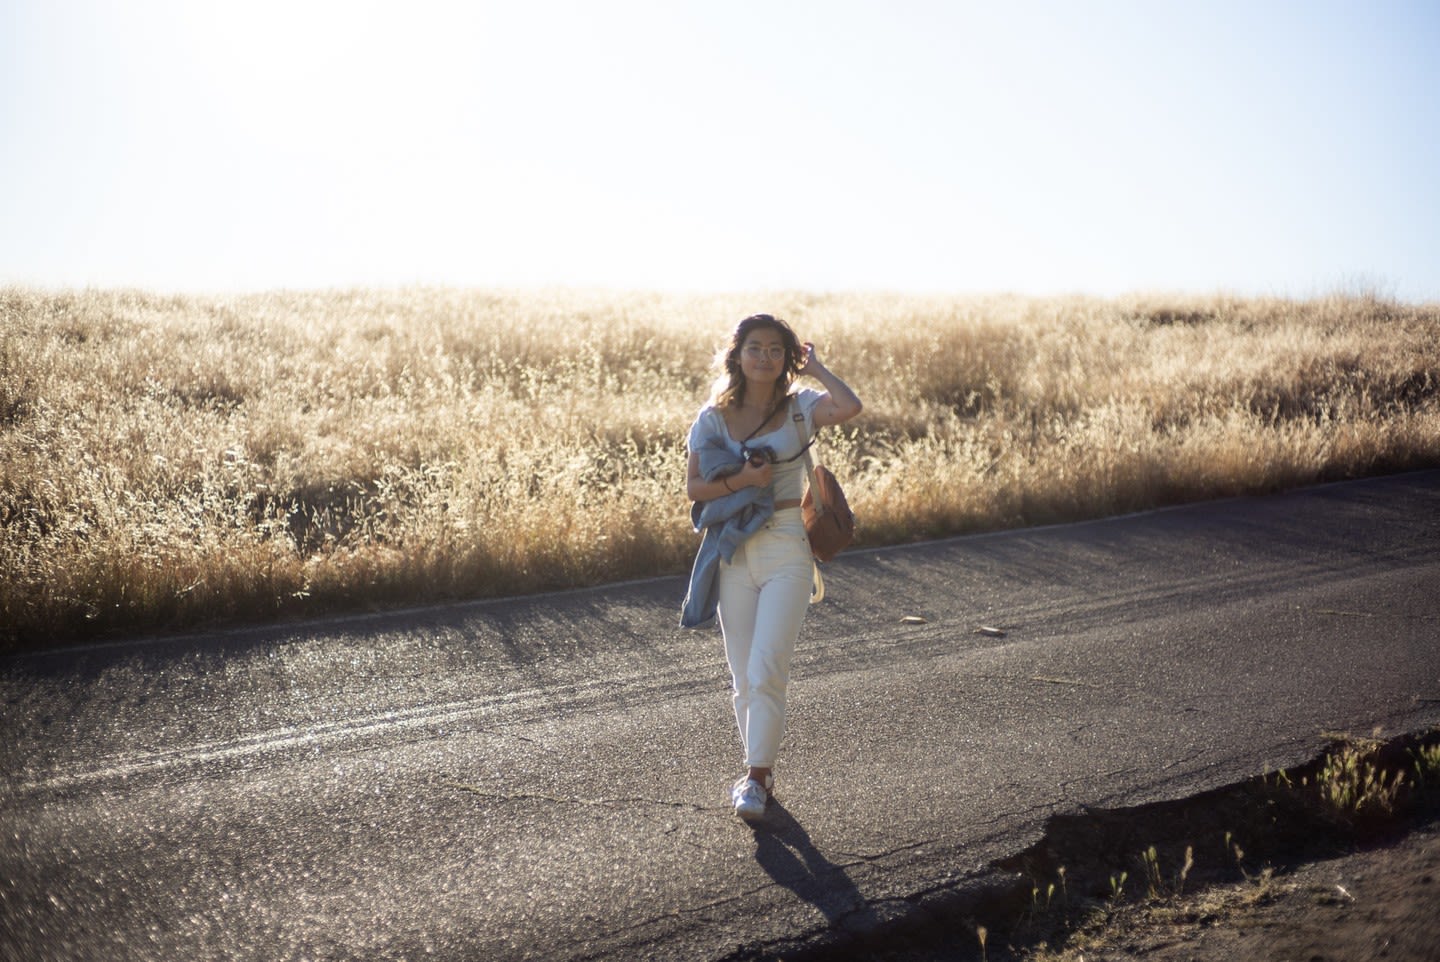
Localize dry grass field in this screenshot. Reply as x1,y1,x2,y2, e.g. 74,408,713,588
2,286,1437,651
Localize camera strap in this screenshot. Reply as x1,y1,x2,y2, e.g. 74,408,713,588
739,393,815,463
739,394,788,445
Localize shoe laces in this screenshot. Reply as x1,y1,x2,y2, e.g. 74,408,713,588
733,777,769,805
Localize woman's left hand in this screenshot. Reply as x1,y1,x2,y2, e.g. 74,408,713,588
797,341,820,375
800,339,863,427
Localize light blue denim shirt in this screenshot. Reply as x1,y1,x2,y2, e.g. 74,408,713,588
679,436,771,629
679,390,822,630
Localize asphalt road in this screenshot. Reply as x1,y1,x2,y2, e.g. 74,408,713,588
3,470,1438,962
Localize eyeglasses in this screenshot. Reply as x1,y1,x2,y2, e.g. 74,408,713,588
742,345,787,362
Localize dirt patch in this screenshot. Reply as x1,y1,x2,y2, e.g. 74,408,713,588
1037,821,1440,961
987,731,1440,962
827,730,1440,962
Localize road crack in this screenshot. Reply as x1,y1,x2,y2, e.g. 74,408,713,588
441,778,726,817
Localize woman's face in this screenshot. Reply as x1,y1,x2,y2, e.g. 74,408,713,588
737,327,788,387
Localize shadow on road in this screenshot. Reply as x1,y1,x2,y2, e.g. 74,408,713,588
751,801,879,933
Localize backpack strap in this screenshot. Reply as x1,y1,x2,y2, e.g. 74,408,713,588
790,396,826,604
794,397,824,517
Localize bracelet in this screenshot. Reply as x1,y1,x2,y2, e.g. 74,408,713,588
722,476,734,492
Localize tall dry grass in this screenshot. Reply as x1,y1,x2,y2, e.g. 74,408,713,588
2,286,1438,650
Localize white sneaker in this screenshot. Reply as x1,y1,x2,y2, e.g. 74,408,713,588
731,775,772,822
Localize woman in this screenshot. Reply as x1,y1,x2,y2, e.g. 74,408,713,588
683,313,862,822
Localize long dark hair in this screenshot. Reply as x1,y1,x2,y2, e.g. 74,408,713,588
710,314,802,409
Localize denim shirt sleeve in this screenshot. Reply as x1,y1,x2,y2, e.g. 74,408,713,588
687,406,724,455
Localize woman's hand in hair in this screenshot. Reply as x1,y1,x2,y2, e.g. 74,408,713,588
799,340,863,428
796,341,819,375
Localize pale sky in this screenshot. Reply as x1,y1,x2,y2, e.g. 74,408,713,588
3,0,1438,301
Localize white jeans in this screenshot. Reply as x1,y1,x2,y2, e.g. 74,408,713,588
717,508,813,770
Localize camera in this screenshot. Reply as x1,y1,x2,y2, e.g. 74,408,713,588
741,445,775,467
